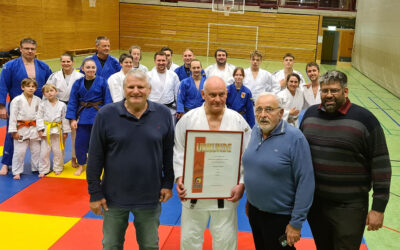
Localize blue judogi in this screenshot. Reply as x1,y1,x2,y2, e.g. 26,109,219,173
84,53,121,80
174,65,206,81
0,57,52,165
226,83,255,128
176,76,206,113
66,76,112,164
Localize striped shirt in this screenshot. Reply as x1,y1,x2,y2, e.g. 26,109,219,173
300,99,391,212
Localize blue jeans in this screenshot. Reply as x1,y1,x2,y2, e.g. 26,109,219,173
102,204,161,250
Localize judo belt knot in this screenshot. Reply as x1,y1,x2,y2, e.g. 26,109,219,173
77,100,104,115
17,120,36,130
44,121,64,150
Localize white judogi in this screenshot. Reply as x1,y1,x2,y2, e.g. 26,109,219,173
169,62,179,72
108,70,126,102
36,99,71,174
147,68,180,115
302,84,321,109
8,94,41,175
205,63,236,85
46,69,83,161
244,68,280,100
174,105,251,250
273,69,306,89
46,70,84,102
133,64,148,73
278,88,305,127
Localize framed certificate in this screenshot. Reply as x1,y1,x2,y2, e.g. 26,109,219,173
182,130,244,199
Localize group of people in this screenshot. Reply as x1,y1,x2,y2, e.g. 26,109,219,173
0,36,392,250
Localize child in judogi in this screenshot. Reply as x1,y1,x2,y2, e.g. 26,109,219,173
36,84,70,177
8,78,41,180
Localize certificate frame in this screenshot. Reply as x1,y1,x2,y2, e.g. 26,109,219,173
182,130,244,199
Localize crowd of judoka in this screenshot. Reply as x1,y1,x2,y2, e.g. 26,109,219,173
0,36,321,179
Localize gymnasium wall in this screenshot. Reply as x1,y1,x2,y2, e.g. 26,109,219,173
119,3,320,62
352,0,400,98
0,0,119,60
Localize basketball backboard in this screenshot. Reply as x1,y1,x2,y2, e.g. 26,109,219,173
212,0,245,16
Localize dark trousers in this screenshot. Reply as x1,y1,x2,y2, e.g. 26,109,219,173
75,124,92,165
2,106,13,166
307,197,368,250
248,202,296,250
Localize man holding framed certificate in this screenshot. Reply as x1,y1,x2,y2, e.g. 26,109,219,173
173,76,252,250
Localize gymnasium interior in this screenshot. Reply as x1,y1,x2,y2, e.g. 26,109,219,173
0,0,399,249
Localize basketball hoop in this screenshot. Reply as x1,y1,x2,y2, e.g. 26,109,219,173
212,0,245,16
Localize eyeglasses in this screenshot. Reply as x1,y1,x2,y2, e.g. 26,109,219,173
320,88,342,95
255,107,281,114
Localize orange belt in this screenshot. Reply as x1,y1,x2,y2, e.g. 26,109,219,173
17,120,36,130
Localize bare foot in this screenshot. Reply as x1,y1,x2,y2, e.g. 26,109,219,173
0,165,8,175
74,165,85,176
13,174,21,180
38,173,45,178
55,171,62,175
71,158,78,168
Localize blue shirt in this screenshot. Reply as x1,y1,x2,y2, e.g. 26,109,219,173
0,57,52,104
84,53,121,80
174,65,206,81
176,76,206,113
87,100,175,209
226,83,255,128
242,120,315,229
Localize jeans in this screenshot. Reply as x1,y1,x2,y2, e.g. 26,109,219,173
102,204,161,250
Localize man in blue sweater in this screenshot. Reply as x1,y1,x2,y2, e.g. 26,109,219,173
87,69,174,249
242,92,315,249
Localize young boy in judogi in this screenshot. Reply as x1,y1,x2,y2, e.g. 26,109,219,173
8,78,41,180
36,84,70,177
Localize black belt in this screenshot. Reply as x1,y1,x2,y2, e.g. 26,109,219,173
189,199,224,209
164,101,176,109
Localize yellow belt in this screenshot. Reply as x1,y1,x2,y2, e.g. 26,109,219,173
44,121,64,150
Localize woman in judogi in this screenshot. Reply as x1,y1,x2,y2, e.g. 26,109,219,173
277,73,305,127
226,67,255,128
66,59,112,176
108,53,133,102
46,53,84,168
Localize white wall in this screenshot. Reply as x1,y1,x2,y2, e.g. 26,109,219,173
352,0,400,98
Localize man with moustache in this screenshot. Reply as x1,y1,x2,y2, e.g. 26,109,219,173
242,92,314,249
87,69,174,249
300,70,392,250
205,48,236,85
173,76,251,249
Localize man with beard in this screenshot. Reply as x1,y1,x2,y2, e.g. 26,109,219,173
302,62,321,108
205,48,235,85
242,92,314,249
300,70,392,250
